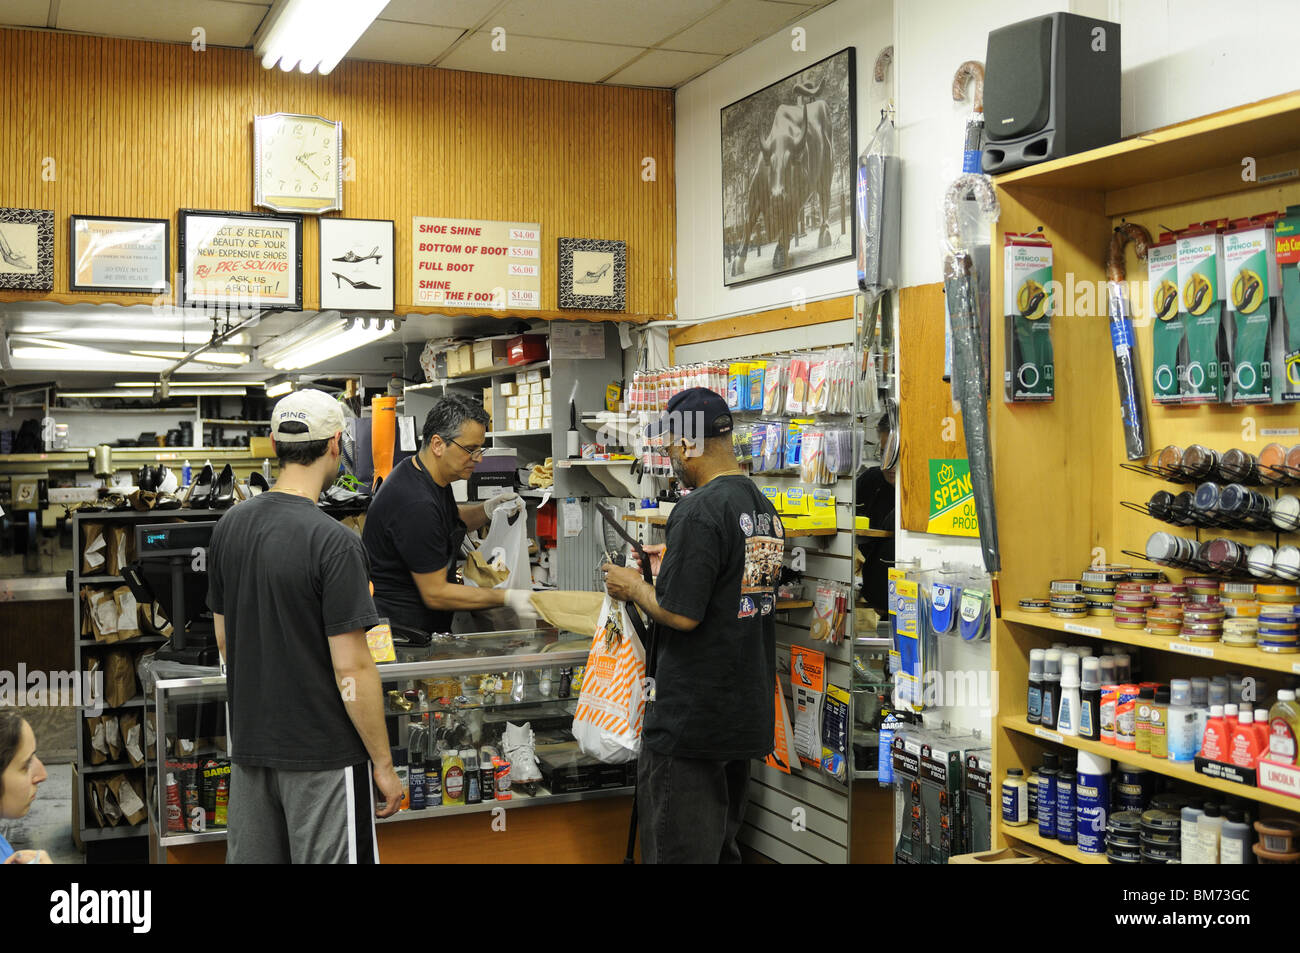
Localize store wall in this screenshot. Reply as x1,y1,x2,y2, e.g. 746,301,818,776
0,28,675,320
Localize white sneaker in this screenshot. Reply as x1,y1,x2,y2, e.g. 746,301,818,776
502,721,542,784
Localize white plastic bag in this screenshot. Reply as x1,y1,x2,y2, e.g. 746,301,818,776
470,506,530,589
572,595,647,763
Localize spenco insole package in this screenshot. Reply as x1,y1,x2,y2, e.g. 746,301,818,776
1003,232,1055,402
1225,217,1278,404
1148,238,1184,403
1176,225,1230,403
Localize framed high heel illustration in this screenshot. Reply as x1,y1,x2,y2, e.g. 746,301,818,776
558,237,626,312
179,209,303,310
70,216,168,294
319,217,394,311
0,207,54,291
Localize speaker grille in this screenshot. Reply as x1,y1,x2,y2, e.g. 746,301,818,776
984,17,1054,142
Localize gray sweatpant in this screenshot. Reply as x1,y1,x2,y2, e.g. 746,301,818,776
227,761,379,864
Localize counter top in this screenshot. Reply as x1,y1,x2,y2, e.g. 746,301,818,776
0,575,73,602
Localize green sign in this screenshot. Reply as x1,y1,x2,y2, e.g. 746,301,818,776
928,459,980,537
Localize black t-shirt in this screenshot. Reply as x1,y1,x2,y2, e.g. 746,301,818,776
206,493,379,770
645,474,780,761
362,457,466,634
855,467,896,613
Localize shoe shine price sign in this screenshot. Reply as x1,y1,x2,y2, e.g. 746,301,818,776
412,217,542,310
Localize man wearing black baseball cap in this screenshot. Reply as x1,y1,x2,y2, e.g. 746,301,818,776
603,387,781,863
208,389,401,863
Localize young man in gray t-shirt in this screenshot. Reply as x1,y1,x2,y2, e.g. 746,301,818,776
208,389,401,863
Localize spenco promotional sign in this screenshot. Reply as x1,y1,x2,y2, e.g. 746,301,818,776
928,459,980,537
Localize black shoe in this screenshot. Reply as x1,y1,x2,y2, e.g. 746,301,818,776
248,471,270,496
187,464,214,509
212,464,235,509
137,465,157,493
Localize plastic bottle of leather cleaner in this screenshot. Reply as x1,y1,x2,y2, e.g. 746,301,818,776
1038,752,1060,840
1135,686,1155,754
1167,679,1199,763
1220,808,1252,864
1002,768,1029,826
1200,705,1229,762
1149,686,1170,759
1079,657,1101,741
1229,710,1262,769
1075,751,1110,854
442,750,466,806
1200,802,1225,864
1269,689,1300,764
1180,805,1204,864
1057,653,1081,737
1254,709,1270,759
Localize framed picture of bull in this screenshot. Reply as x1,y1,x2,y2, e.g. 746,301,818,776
721,47,856,287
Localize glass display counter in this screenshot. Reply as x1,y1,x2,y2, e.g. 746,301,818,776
147,627,635,863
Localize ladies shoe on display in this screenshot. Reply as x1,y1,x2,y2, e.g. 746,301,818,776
136,465,157,493
501,721,543,784
332,245,381,264
185,464,214,509
211,464,236,509
332,272,380,290
155,466,179,495
247,471,270,496
0,227,32,269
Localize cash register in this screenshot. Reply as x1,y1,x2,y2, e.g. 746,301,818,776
122,520,221,666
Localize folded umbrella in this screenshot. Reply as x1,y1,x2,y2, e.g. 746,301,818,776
1105,223,1155,461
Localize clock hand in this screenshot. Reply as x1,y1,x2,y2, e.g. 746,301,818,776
296,157,321,180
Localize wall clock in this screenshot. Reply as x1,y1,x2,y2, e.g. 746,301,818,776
254,112,343,214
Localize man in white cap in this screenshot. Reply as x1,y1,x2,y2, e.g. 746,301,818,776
207,388,402,863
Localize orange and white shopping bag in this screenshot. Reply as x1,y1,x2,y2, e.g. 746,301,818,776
572,595,647,764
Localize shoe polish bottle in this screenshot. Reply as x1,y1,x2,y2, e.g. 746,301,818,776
1078,657,1101,741
1027,648,1045,725
1037,752,1060,840
408,726,426,811
1055,766,1077,845
1040,650,1061,730
182,459,192,488
465,748,482,804
1057,653,1081,737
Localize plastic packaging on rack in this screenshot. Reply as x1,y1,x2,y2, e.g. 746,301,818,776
856,112,901,298
1105,223,1154,460
786,356,811,414
762,358,787,414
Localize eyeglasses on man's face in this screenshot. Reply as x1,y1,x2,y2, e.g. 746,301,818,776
447,437,486,460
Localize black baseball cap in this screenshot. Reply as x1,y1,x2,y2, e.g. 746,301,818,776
646,387,734,440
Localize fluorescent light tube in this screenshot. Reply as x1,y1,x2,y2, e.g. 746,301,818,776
257,0,390,75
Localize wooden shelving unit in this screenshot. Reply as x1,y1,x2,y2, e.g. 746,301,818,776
989,92,1300,862
998,821,1110,865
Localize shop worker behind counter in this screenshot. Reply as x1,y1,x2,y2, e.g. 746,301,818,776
363,394,538,635
207,388,401,864
602,387,780,864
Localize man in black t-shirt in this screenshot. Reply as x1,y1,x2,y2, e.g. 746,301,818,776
362,394,539,635
603,388,779,864
208,388,401,863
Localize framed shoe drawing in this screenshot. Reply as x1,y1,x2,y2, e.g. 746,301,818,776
320,218,394,312
558,237,626,311
0,207,54,291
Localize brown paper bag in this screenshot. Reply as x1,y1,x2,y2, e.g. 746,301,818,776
112,586,140,640
93,779,121,826
84,588,120,643
106,526,130,576
120,712,145,768
81,523,107,575
529,590,606,639
86,716,108,765
144,711,157,760
104,650,137,709
108,774,147,826
86,780,106,828
462,549,511,588
103,714,122,761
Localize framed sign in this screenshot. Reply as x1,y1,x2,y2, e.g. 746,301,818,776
0,207,54,291
721,47,857,286
70,216,169,294
412,217,541,310
558,237,626,311
319,217,394,311
178,209,302,310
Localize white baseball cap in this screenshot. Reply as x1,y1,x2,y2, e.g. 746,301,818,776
272,389,347,443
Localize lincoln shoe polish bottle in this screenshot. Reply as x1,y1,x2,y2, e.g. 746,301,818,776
1037,752,1060,840
1055,765,1077,846
1057,653,1081,737
1079,656,1101,741
408,725,426,811
1040,650,1061,730
1027,648,1045,725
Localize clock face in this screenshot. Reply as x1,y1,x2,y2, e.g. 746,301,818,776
254,113,342,214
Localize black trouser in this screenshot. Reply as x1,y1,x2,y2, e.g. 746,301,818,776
636,745,749,864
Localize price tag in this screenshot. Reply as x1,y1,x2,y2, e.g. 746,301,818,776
1168,641,1214,658
1034,727,1064,745
1064,623,1101,636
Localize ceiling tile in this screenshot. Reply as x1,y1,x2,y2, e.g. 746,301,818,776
378,0,497,29
437,32,640,83
605,48,722,88
56,0,269,48
661,0,805,55
0,1,52,28
491,0,719,46
348,18,464,65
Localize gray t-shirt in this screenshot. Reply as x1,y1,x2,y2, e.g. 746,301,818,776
207,492,379,770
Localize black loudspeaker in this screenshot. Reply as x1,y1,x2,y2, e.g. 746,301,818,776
981,12,1120,174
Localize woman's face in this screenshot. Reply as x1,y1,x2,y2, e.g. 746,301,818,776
1,721,47,819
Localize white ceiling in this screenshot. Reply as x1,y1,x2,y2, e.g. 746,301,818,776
0,0,835,88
